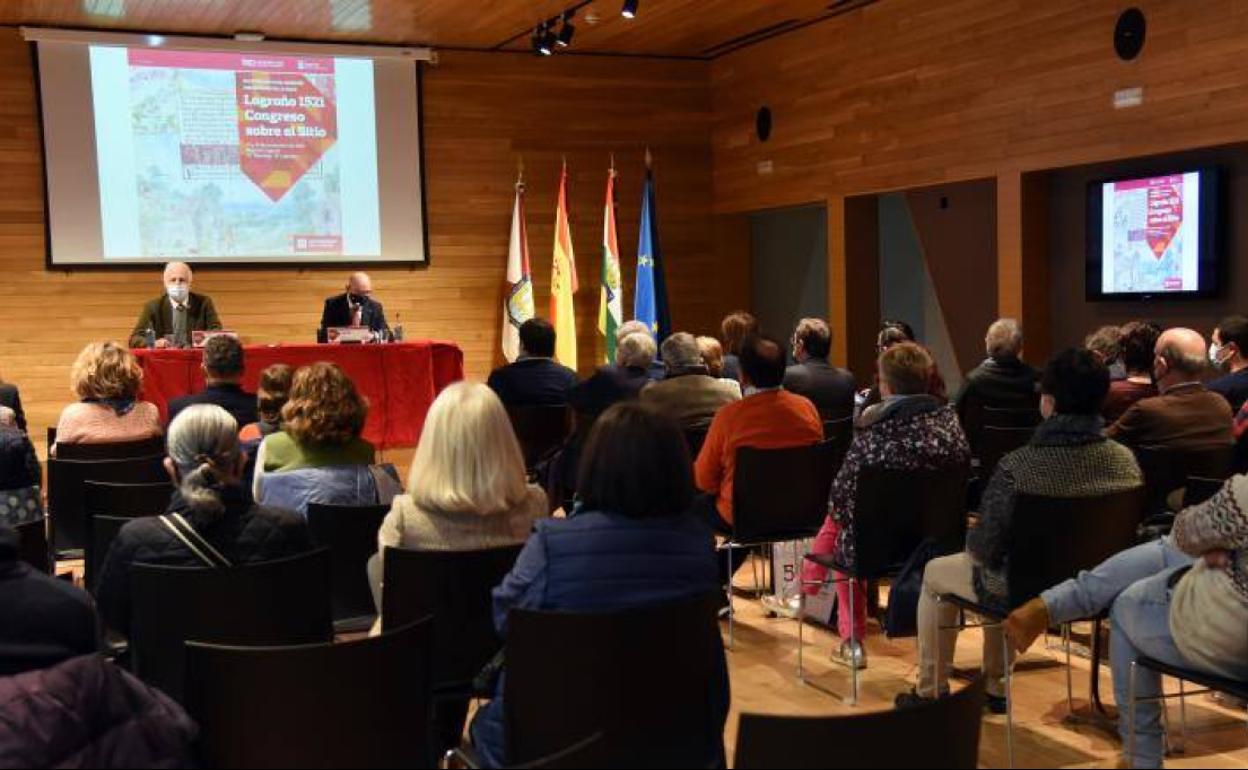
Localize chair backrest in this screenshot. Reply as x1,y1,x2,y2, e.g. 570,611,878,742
130,548,333,702
515,733,608,770
978,425,1036,481
14,517,51,574
1182,476,1227,509
734,676,985,769
962,402,1040,456
821,417,854,476
683,427,709,460
850,466,970,578
306,502,391,625
54,435,166,460
381,544,523,688
732,441,838,545
48,455,169,553
508,406,572,469
1134,445,1233,516
185,618,433,770
1005,487,1147,610
83,480,176,589
504,593,724,768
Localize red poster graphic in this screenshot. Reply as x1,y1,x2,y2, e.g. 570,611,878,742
1145,177,1183,260
236,70,338,202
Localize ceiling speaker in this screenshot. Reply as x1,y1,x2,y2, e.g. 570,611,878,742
756,106,773,143
1115,8,1146,61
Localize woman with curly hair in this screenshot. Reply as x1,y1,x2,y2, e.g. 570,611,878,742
55,341,162,447
253,362,382,517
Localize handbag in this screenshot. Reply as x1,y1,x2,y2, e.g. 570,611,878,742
882,538,944,639
0,485,42,526
159,512,234,569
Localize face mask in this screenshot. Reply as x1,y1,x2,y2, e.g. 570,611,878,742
167,284,189,304
1210,344,1232,368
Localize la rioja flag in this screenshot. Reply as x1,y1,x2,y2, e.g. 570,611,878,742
599,165,624,365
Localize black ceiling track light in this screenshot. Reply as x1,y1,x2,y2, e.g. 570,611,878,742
622,0,640,19
528,5,588,56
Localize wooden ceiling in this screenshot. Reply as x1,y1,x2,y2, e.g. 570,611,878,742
0,0,876,58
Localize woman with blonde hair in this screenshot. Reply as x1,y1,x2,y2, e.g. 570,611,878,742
370,381,546,754
55,341,161,446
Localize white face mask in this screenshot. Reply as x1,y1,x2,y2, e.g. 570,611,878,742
1210,343,1228,367
167,284,189,304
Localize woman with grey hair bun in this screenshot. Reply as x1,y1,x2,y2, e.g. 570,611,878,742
94,405,313,639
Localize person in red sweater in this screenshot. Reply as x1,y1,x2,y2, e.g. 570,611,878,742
695,334,824,588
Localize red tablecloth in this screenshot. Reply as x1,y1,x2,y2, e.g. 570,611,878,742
134,341,464,450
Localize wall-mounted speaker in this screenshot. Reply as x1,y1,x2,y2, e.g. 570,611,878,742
1115,8,1146,61
756,106,773,143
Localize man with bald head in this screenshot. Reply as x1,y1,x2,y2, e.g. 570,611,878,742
320,272,390,340
129,262,222,349
1107,327,1233,450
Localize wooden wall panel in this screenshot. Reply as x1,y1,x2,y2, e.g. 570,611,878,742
711,0,1248,358
0,37,725,454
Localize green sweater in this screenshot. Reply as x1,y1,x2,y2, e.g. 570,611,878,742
261,431,375,473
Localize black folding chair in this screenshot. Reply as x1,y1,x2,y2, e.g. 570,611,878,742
1128,655,1248,763
83,480,174,590
54,435,166,460
306,502,390,632
129,548,334,702
185,618,434,769
935,486,1146,768
501,593,725,768
724,441,839,648
978,426,1035,483
1181,476,1227,509
683,427,710,460
734,676,985,769
1134,444,1233,520
822,417,854,473
14,517,51,574
507,406,571,471
382,545,524,754
513,734,607,769
47,454,168,554
800,465,969,704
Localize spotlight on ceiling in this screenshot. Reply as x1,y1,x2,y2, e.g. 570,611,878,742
557,12,576,47
622,0,639,19
536,22,555,56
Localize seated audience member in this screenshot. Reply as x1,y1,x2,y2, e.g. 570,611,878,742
1107,328,1234,450
254,363,381,516
0,372,26,433
719,311,759,383
1207,315,1248,412
95,405,312,638
1103,321,1161,423
1003,480,1248,769
804,343,970,669
616,319,665,381
642,333,741,431
167,334,257,428
569,331,656,416
371,382,546,753
696,336,743,397
954,318,1040,428
470,402,726,768
128,261,223,349
0,408,41,526
0,522,98,677
1086,324,1126,381
858,320,917,411
0,654,197,768
239,363,294,451
784,318,856,418
55,342,162,448
897,349,1142,713
487,318,578,408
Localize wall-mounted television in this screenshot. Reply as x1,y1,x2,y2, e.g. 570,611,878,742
1086,168,1222,300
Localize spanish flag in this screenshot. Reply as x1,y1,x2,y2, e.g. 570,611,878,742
551,162,579,368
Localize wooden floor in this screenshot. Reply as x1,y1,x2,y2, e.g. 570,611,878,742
720,571,1248,769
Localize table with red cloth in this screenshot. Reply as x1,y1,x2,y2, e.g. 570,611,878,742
133,341,464,450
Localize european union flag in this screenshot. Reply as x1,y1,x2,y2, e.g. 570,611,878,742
634,169,672,350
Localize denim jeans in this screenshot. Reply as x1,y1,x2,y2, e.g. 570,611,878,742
1111,567,1191,769
1039,537,1193,625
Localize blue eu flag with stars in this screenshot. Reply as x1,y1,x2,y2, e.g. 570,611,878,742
634,169,671,350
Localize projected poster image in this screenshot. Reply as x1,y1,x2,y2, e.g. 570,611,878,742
1101,173,1201,294
89,46,381,259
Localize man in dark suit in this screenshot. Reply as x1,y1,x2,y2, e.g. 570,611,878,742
783,318,856,419
129,262,223,349
487,318,577,408
167,335,257,429
320,272,390,340
1108,327,1234,450
0,383,25,433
